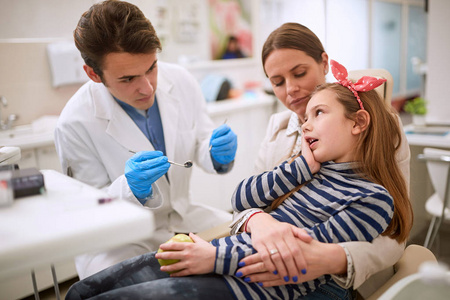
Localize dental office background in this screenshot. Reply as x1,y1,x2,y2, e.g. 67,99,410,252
0,0,447,213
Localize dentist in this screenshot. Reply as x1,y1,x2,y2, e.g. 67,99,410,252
55,0,236,279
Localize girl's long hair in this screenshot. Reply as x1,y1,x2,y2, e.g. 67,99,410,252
313,83,413,243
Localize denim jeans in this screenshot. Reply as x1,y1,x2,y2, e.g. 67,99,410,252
301,280,354,300
65,251,233,300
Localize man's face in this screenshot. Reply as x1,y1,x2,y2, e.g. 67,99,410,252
90,52,158,110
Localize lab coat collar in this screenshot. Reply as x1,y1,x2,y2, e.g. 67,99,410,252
91,82,154,154
155,64,179,164
89,65,181,169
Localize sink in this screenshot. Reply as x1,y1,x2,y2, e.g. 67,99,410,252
0,125,34,139
0,116,58,149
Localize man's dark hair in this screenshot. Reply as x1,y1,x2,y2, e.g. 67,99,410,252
74,0,161,79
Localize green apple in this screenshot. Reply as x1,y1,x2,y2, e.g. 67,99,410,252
157,233,194,272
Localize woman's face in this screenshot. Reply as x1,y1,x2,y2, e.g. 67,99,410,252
264,49,328,120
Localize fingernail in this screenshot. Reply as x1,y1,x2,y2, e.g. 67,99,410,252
238,261,245,267
293,276,298,282
273,270,278,275
244,277,251,282
284,276,289,282
235,271,243,277
258,282,263,287
301,268,307,274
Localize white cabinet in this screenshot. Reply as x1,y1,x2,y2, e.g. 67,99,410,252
18,144,62,173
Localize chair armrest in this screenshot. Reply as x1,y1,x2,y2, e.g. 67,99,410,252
367,244,437,299
196,221,231,242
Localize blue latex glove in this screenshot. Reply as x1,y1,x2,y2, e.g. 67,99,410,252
209,124,237,165
125,151,170,202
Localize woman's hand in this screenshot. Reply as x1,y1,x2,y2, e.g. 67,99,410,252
155,233,216,276
236,239,347,287
300,134,320,174
245,213,312,283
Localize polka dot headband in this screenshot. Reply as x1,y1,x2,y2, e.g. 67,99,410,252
330,59,387,110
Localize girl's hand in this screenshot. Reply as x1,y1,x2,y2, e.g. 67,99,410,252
301,134,320,174
245,213,312,283
155,233,216,276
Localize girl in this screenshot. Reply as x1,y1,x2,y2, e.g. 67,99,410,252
66,61,412,300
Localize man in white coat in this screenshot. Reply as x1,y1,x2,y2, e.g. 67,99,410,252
55,0,236,279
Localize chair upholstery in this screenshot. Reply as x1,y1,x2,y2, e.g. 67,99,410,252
417,147,450,249
366,244,437,300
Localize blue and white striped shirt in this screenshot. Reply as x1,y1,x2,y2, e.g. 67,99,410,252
210,156,393,299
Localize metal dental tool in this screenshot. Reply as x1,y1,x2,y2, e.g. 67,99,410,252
128,150,193,168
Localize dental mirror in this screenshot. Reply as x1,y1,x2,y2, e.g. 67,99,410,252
129,150,193,168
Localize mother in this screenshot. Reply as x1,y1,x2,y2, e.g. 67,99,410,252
231,22,411,297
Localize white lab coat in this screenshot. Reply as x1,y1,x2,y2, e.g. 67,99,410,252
55,62,232,278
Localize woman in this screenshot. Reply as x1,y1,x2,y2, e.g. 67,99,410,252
230,23,411,296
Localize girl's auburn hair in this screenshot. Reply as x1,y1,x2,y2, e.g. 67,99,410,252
314,83,413,243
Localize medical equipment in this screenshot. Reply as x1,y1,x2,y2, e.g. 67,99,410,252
128,150,192,168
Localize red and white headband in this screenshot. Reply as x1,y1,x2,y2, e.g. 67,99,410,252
330,60,387,110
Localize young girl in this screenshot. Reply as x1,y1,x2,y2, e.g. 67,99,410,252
65,61,412,300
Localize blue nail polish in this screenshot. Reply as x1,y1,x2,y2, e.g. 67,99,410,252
273,270,278,275
244,277,251,282
293,276,298,282
258,282,263,287
238,261,245,267
284,276,289,282
235,271,243,277
301,268,307,274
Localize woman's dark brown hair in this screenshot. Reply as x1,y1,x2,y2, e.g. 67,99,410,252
74,0,161,80
262,23,325,75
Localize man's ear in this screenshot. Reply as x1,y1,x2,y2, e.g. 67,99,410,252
352,110,370,135
83,65,102,83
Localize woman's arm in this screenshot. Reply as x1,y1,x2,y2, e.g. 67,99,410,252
236,232,404,289
339,235,405,289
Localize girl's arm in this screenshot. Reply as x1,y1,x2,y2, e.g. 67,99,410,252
232,156,313,212
300,189,394,243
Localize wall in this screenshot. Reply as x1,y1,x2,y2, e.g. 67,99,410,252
0,0,262,126
425,0,450,124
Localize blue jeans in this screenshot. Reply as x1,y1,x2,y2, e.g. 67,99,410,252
65,252,233,300
301,280,354,300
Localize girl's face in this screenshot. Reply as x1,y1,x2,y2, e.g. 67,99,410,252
302,89,359,163
264,49,328,119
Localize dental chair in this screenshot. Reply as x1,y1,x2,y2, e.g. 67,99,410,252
197,68,433,299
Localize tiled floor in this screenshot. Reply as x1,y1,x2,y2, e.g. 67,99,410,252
21,277,78,300
409,222,450,266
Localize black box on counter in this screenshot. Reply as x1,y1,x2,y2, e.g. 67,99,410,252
11,168,45,198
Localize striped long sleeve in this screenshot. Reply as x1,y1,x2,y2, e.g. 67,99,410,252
232,156,313,212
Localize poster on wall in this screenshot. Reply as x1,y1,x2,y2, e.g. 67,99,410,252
209,0,253,60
